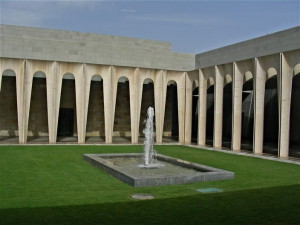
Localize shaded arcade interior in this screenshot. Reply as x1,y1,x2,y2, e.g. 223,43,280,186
163,81,179,142
0,67,299,158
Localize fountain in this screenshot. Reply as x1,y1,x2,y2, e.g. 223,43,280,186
139,107,163,168
84,107,234,187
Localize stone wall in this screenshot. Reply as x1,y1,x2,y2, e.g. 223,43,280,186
195,26,300,69
0,25,195,71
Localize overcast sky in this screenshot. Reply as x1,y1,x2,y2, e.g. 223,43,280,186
0,0,299,53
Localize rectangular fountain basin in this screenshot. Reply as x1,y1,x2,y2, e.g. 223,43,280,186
83,153,234,187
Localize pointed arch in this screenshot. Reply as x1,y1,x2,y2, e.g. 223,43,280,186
206,77,214,146
163,80,178,142
113,76,131,142
222,75,233,148
139,78,155,140
27,71,48,142
57,73,77,142
263,73,279,155
191,80,199,143
241,73,254,151
0,69,18,142
86,74,105,143
289,70,300,157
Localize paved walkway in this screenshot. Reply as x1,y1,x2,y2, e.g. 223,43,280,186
0,136,299,165
185,144,300,166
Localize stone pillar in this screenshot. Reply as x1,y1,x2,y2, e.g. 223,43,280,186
177,73,186,143
55,64,64,143
154,70,166,143
184,71,198,144
22,60,33,143
74,64,85,143
135,69,147,142
47,62,58,144
253,58,266,154
16,60,26,144
110,66,118,143
184,73,192,144
213,66,224,148
198,69,207,146
83,64,91,143
232,62,243,151
129,68,141,143
278,53,293,158
103,67,113,143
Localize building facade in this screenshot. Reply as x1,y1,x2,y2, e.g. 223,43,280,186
0,25,299,158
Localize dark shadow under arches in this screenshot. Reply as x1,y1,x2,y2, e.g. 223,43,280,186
0,70,18,143
222,82,232,148
57,73,78,143
263,76,279,155
241,78,254,152
206,84,214,146
113,76,131,143
139,78,155,142
27,71,49,143
163,81,178,142
191,86,199,144
289,73,300,158
86,75,105,143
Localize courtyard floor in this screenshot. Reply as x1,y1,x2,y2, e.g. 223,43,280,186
0,145,299,225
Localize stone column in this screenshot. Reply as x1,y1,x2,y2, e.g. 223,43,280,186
129,68,141,143
47,62,58,144
154,70,166,143
232,62,243,151
53,62,65,144
74,64,85,143
213,66,224,148
0,72,2,92
253,58,266,154
198,69,207,146
184,71,199,144
22,60,33,143
177,73,186,143
83,64,91,143
16,60,26,144
103,67,113,143
110,66,118,143
278,53,293,158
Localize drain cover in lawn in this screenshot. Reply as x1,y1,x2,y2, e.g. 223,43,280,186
131,193,154,200
196,188,223,193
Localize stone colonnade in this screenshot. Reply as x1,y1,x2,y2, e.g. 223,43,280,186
0,59,186,145
0,49,299,158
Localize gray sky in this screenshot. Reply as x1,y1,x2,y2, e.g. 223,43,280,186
1,0,299,53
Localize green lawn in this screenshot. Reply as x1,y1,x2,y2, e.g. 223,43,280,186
0,145,299,225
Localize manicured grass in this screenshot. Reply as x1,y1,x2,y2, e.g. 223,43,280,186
0,145,299,225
